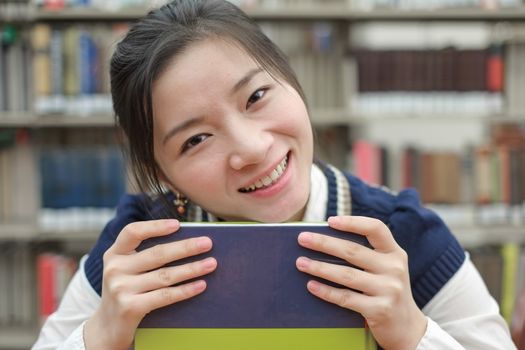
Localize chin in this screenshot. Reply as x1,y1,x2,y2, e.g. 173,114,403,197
254,198,308,223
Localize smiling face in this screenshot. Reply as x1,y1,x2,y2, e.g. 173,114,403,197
152,38,314,222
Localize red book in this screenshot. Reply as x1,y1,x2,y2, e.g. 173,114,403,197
486,44,504,92
352,140,381,185
43,0,65,10
37,254,57,323
498,146,511,204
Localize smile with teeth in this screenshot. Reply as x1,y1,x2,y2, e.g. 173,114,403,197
239,155,288,193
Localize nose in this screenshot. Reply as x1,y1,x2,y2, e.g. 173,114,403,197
228,120,273,170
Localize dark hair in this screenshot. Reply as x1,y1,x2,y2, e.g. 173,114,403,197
111,0,306,198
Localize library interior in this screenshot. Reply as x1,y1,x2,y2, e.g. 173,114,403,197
1,0,525,349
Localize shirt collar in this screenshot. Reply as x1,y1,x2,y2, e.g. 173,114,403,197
302,163,328,222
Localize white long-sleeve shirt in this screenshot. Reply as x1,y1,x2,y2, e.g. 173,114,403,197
32,165,516,350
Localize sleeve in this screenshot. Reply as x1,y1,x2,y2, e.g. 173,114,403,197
31,256,100,350
415,255,516,350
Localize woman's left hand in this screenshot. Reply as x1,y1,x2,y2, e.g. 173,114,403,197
296,215,427,350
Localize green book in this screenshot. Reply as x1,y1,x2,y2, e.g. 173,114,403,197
134,222,375,350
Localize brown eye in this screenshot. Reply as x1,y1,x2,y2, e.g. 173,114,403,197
181,133,210,153
246,88,267,109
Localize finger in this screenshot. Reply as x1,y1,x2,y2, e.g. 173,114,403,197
296,256,381,295
128,236,213,272
135,280,208,315
111,219,180,255
328,216,398,253
305,279,378,318
297,231,384,272
131,257,217,293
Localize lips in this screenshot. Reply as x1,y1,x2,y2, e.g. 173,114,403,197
239,154,289,193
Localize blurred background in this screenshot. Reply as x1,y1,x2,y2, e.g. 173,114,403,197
1,0,525,348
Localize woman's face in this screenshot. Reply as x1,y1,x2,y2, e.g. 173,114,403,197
152,38,313,222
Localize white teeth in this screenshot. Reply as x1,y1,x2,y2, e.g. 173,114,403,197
262,176,272,186
240,155,288,193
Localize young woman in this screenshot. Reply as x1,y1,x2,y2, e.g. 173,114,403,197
32,0,515,349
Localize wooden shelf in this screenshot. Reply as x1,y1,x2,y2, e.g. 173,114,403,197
453,225,525,248
0,223,101,241
348,113,525,123
0,222,38,240
25,6,525,22
0,112,115,128
348,7,525,21
34,6,148,21
0,327,38,350
0,221,522,246
1,111,522,128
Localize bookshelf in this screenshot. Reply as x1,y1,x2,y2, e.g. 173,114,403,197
1,220,524,246
1,1,525,349
1,6,525,22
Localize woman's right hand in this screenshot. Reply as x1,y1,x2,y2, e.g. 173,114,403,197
84,219,217,350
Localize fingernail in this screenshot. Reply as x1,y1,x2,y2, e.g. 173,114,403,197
298,232,313,245
192,280,206,293
296,257,310,270
308,280,321,293
201,257,216,271
196,237,212,250
327,216,339,224
167,219,179,229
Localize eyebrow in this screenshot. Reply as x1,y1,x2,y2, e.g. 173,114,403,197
162,68,264,146
230,68,264,96
162,117,204,146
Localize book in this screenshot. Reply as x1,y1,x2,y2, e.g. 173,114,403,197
134,222,373,350
36,252,77,324
352,140,381,186
31,24,52,100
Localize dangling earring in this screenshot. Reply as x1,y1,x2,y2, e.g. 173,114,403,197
173,191,188,215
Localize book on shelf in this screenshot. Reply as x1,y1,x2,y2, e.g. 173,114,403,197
36,252,78,324
134,222,373,350
467,243,525,322
351,139,382,186
344,128,525,227
351,47,504,116
0,25,31,114
469,245,504,305
29,22,128,116
501,243,521,322
38,144,126,230
314,125,351,171
505,36,525,118
32,0,524,10
420,152,461,204
0,243,35,329
347,21,525,118
260,22,350,112
0,129,39,224
349,0,523,10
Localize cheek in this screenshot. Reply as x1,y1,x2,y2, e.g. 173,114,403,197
168,156,225,196
274,88,311,136
279,101,312,146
